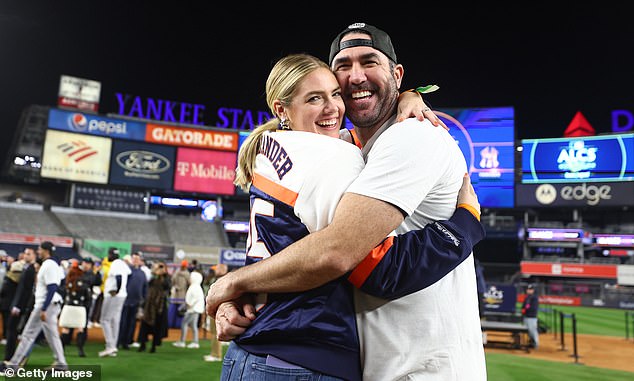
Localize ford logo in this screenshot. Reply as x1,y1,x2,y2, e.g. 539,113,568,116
116,150,170,174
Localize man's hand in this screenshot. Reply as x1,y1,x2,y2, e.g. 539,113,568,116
109,290,117,297
214,298,256,341
205,272,243,318
457,174,480,216
10,307,20,316
40,310,47,322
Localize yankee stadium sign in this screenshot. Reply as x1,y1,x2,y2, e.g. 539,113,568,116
114,93,273,130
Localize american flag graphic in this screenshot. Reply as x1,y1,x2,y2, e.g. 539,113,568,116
57,140,98,162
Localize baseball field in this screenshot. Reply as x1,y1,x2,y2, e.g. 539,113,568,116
16,305,634,380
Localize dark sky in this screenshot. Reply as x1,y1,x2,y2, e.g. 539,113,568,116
1,2,633,172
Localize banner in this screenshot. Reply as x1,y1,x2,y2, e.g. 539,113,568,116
173,244,219,266
173,147,236,195
482,283,517,314
220,248,246,267
58,75,101,112
82,239,131,259
48,108,146,141
109,140,175,190
131,243,174,263
521,261,618,278
145,123,238,151
41,129,111,184
516,182,634,207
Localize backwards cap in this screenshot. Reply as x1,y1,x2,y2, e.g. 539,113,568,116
40,241,56,253
329,22,397,65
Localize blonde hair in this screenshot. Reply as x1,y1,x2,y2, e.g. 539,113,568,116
234,54,331,192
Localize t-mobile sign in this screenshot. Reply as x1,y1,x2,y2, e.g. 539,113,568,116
173,147,237,195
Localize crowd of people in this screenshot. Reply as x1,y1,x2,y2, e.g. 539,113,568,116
0,243,225,375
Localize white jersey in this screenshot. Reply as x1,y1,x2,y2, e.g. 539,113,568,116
104,258,132,298
34,258,63,308
347,117,486,381
251,130,365,236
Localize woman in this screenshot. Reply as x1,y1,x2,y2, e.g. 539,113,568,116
137,261,170,353
59,260,92,357
217,54,484,380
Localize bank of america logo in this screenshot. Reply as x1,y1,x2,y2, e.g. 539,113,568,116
57,141,98,162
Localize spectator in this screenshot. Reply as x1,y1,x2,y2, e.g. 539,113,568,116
118,252,147,350
98,248,131,357
138,261,170,353
3,248,36,361
521,283,540,349
0,241,67,374
203,264,227,362
170,260,190,300
0,256,22,344
59,260,91,357
173,271,204,349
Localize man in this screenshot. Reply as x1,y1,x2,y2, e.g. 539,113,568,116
118,252,147,350
521,283,540,349
0,241,67,375
98,247,131,357
3,248,36,362
207,23,486,380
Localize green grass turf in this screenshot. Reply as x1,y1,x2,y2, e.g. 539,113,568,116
19,340,634,381
538,305,631,337
486,352,634,381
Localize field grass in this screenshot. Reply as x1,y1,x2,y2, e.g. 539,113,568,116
20,342,634,381
15,304,634,380
538,305,630,337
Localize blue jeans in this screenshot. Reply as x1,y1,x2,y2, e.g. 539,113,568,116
221,342,345,381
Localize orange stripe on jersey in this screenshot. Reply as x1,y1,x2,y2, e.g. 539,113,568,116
348,236,395,288
350,128,363,149
252,173,298,207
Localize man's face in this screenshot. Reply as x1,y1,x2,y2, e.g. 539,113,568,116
331,32,403,130
23,249,36,264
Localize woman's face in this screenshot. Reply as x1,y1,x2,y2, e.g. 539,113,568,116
285,67,345,138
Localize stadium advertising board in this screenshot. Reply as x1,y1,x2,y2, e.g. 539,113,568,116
526,228,584,242
58,75,101,112
174,244,219,265
131,243,175,263
521,134,634,183
48,108,146,141
436,107,515,208
82,239,131,259
516,181,634,207
220,248,246,267
520,261,618,278
173,147,237,195
482,283,517,314
41,129,111,184
109,140,175,190
146,123,238,152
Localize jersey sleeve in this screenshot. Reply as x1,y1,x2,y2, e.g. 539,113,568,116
348,207,486,299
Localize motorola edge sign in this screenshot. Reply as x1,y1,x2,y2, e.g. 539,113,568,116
517,182,634,207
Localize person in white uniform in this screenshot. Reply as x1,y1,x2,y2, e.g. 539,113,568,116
99,247,131,357
0,241,67,374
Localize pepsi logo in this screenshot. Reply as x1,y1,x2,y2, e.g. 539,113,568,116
69,113,88,131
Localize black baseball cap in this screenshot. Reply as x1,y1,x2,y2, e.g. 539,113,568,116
329,22,397,65
527,284,535,290
40,241,56,252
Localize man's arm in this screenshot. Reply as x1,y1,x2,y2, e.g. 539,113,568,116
351,207,485,300
206,192,403,316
